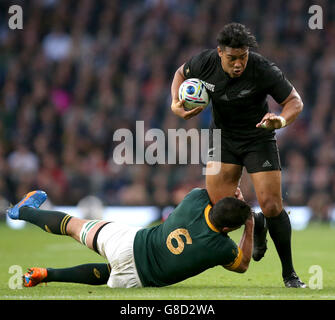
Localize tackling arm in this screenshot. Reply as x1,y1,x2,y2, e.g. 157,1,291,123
224,214,254,273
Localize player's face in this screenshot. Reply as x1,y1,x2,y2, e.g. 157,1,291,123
217,46,249,78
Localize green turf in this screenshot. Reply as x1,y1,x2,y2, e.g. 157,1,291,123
0,222,334,300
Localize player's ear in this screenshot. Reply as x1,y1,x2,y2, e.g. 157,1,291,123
222,226,230,233
217,46,224,57
222,226,240,233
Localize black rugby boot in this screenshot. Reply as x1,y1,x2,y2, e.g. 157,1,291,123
284,272,307,288
252,211,268,261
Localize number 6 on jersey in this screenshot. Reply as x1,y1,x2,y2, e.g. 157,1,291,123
166,228,192,255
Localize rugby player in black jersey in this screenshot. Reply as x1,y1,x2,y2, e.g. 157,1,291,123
170,23,305,288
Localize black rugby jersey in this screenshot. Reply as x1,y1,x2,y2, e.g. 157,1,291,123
183,49,293,140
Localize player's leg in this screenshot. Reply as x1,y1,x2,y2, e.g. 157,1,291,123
64,216,109,251
250,170,283,217
18,206,109,253
206,129,244,204
250,170,287,266
23,263,111,287
7,190,108,251
250,170,306,288
245,140,305,288
7,191,114,287
205,161,242,204
7,190,74,234
8,191,142,288
23,219,112,287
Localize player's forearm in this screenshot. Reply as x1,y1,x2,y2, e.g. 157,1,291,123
258,88,304,130
280,88,304,126
238,218,254,270
171,65,185,103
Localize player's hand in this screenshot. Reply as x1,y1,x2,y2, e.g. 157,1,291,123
256,113,286,130
234,187,245,201
171,99,204,120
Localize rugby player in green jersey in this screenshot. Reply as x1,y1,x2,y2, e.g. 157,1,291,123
7,188,253,288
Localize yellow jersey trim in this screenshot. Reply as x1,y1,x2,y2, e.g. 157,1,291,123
224,247,243,270
204,204,220,233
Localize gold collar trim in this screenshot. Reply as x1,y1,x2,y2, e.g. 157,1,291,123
204,204,220,233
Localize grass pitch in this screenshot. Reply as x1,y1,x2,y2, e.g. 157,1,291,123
0,222,334,300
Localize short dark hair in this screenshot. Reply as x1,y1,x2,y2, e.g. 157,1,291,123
217,23,258,49
209,197,251,230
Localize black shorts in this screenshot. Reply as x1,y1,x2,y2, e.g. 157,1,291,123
208,129,281,173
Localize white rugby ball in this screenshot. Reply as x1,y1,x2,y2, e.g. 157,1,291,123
178,78,209,110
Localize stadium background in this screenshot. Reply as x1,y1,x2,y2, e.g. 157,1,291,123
0,0,334,226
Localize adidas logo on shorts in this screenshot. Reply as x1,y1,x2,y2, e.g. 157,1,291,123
262,160,272,168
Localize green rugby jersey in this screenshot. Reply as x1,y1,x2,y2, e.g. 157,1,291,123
133,188,242,287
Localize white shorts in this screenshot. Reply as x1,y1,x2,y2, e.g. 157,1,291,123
96,222,143,288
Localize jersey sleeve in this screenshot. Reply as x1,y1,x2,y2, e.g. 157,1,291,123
183,49,214,79
222,244,243,271
263,62,293,104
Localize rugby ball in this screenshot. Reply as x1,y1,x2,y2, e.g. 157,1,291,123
178,78,209,110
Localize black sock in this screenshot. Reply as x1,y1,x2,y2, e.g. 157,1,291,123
266,209,295,278
19,207,72,235
45,263,111,285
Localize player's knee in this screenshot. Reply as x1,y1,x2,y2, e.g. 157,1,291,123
259,198,282,218
207,187,235,205
79,220,101,249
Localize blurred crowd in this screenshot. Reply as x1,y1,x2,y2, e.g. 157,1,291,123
0,0,334,221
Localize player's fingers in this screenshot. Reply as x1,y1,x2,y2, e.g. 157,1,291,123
268,115,279,120
188,106,204,114
256,119,269,128
256,113,270,124
256,120,267,127
171,100,185,110
176,100,185,108
256,113,273,127
184,107,204,119
192,107,204,115
184,112,199,120
234,187,245,201
171,100,188,119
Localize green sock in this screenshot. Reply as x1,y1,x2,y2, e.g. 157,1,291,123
19,207,72,235
45,263,110,285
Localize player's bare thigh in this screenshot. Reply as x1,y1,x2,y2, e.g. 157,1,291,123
250,170,283,217
65,218,107,250
206,161,243,204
